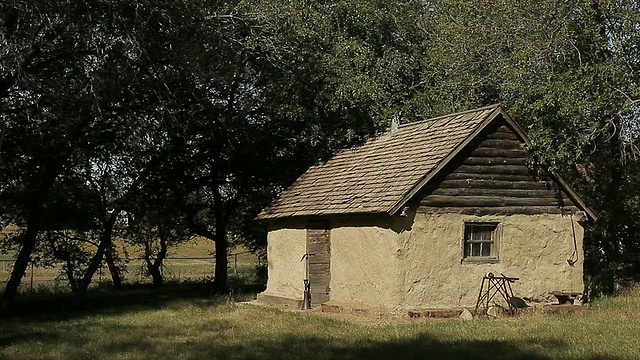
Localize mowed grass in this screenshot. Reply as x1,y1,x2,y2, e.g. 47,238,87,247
0,285,639,360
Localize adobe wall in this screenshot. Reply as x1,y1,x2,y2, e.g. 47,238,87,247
401,212,584,308
259,224,307,303
259,212,584,310
329,218,405,307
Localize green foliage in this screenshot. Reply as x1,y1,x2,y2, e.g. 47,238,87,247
425,0,640,291
261,0,433,146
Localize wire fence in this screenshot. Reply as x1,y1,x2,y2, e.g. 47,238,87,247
0,250,264,292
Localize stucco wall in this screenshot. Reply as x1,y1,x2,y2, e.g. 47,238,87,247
330,219,404,307
260,212,584,309
401,212,584,308
260,225,306,301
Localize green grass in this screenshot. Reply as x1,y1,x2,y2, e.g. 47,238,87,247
0,285,639,360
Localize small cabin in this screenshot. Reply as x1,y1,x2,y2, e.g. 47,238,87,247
257,104,596,310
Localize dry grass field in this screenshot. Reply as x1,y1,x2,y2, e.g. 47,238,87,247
0,237,261,292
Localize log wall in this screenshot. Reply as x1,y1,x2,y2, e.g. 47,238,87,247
417,120,576,216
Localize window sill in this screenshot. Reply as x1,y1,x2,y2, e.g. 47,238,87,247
461,257,499,265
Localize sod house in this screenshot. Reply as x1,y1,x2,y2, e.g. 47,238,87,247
257,104,596,310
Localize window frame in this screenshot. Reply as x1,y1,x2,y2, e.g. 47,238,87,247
462,221,501,264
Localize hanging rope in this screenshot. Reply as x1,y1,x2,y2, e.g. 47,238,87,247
567,214,579,266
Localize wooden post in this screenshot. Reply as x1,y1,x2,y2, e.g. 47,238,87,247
30,262,34,293
234,254,238,275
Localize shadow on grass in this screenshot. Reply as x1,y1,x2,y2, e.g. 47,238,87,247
0,295,627,360
0,331,60,347
2,277,264,321
178,333,624,360
0,320,622,360
0,330,623,360
0,279,630,360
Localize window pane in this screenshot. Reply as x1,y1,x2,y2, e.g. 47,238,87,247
472,243,480,257
465,227,473,242
482,227,492,241
482,243,491,256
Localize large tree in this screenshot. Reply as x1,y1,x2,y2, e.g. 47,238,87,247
425,0,640,293
0,0,202,308
4,0,635,309
0,0,112,310
145,0,435,292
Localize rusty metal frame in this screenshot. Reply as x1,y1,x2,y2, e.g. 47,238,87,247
474,273,519,316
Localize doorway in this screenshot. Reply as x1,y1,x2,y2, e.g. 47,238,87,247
306,222,331,306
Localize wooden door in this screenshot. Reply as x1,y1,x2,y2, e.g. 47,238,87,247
307,224,331,306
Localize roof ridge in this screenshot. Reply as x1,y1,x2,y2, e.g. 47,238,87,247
397,104,501,129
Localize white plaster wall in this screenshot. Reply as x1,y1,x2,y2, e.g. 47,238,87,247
401,213,584,308
329,221,404,307
261,227,307,300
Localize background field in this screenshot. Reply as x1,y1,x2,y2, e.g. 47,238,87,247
0,237,262,294
0,283,638,360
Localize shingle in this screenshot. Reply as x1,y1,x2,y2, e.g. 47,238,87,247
257,105,501,219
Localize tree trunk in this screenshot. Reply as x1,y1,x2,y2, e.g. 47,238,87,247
73,218,115,306
147,261,164,287
600,122,624,292
0,215,39,312
0,117,6,153
146,236,168,287
213,221,228,293
0,163,61,312
65,258,78,292
105,245,123,289
588,0,621,294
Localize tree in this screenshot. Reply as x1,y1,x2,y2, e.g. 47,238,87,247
0,0,197,307
0,0,111,310
125,185,192,287
153,0,438,292
425,0,640,293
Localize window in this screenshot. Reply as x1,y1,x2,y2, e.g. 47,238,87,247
463,222,499,261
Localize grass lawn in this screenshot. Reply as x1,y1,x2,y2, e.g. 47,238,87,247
0,284,639,360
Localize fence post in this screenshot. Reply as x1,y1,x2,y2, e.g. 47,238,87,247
234,254,238,275
30,262,34,293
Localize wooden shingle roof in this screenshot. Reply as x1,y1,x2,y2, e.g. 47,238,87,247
257,104,596,220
